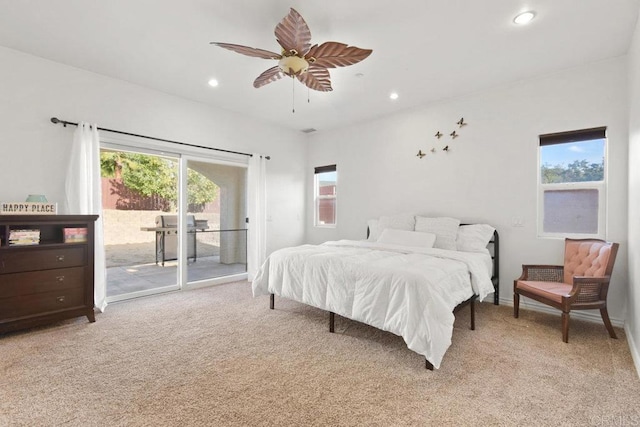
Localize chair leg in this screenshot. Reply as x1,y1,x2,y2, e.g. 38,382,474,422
514,292,520,318
270,294,274,310
562,311,570,343
600,307,618,339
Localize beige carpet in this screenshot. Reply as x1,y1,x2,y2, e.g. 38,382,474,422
1,281,638,426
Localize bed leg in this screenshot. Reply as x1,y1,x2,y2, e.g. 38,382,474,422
329,312,335,333
470,298,476,331
425,358,434,370
270,294,274,310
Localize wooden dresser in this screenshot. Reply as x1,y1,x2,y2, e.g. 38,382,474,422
0,215,98,334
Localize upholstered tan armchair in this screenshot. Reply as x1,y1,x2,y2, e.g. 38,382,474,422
513,238,619,343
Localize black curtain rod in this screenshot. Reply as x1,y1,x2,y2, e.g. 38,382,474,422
50,117,270,160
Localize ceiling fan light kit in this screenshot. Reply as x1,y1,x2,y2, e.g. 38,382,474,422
279,55,309,75
211,8,372,92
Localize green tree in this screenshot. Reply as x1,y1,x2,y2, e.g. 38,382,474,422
100,152,218,209
541,159,604,184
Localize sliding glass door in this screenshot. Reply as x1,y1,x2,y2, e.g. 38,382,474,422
101,144,248,302
185,159,247,285
101,147,180,301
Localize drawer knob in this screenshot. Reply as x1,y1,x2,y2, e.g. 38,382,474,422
56,296,65,303
56,255,65,262
56,276,65,282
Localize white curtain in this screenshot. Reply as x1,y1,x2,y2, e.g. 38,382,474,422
247,154,267,280
65,122,107,312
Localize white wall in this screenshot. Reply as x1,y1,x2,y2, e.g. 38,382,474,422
0,46,306,255
627,15,640,373
306,57,629,325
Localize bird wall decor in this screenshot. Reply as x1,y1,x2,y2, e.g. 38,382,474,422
211,8,372,92
434,131,443,139
450,131,458,139
431,148,437,153
457,117,467,127
443,146,450,152
416,150,426,159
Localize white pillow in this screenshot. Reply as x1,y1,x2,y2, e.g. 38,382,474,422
378,213,415,232
377,229,436,248
457,224,495,254
415,216,461,251
367,219,382,241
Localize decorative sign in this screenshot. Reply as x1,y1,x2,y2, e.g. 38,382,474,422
0,202,58,215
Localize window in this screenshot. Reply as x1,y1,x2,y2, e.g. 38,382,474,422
314,165,337,227
538,127,606,238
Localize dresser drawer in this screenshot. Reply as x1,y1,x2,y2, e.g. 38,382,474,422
0,267,85,298
0,246,86,274
0,287,86,319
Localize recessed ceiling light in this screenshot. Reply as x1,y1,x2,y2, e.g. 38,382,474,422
389,92,399,100
207,78,219,87
513,11,536,25
355,72,365,78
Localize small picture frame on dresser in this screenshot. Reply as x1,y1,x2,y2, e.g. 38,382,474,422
63,227,88,243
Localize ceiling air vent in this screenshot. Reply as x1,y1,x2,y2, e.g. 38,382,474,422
301,128,317,134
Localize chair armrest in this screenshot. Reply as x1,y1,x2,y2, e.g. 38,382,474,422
572,276,610,284
566,276,611,302
516,265,564,282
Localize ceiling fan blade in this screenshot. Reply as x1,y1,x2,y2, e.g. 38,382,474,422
296,65,332,92
253,66,284,88
211,42,282,60
274,8,312,56
306,42,372,68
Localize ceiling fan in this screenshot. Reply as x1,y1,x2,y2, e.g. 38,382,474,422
211,8,372,92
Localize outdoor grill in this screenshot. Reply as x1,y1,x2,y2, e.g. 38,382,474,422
154,215,196,265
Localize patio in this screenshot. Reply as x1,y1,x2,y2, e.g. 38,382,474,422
105,239,246,298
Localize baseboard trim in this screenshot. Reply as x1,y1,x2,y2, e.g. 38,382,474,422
624,324,640,379
498,296,625,328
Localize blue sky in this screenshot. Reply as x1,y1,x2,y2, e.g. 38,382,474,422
318,171,337,182
540,139,605,166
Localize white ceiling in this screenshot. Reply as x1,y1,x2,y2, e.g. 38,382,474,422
0,1,638,133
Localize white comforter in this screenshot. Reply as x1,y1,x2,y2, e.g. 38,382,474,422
252,240,494,369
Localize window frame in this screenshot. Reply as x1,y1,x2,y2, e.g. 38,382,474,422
314,164,337,228
537,127,607,239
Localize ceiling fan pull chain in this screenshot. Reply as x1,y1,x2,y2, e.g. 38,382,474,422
308,87,310,104
292,76,295,113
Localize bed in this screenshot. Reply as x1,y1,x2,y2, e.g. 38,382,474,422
252,220,499,370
